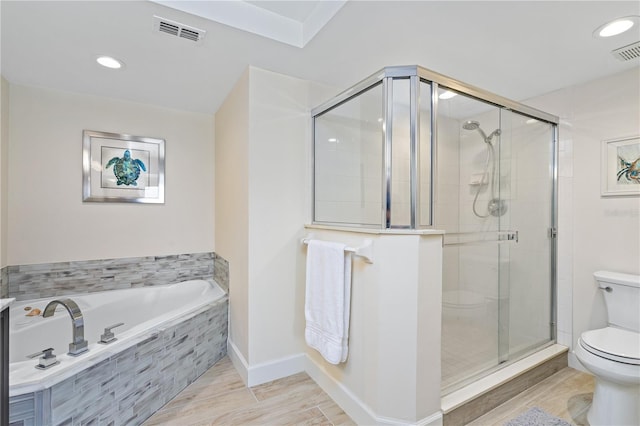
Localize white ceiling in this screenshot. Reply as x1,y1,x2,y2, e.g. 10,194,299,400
148,0,346,47
1,1,639,115
245,1,325,22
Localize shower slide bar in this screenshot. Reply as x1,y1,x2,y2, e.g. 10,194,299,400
301,237,374,264
443,230,519,246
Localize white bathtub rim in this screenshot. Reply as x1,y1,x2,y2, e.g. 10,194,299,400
9,300,224,397
9,279,225,353
1,298,15,312
9,282,227,397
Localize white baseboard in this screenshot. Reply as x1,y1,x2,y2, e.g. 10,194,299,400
568,350,589,374
226,338,306,387
245,352,306,387
226,341,443,424
227,338,249,385
304,355,376,424
305,353,443,426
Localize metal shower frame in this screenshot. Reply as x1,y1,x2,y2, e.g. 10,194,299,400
311,65,558,230
311,65,560,342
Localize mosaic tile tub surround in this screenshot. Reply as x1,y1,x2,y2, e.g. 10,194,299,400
6,251,231,425
1,266,8,298
5,252,229,300
9,295,229,426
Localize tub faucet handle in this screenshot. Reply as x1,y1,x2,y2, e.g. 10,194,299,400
27,347,60,370
99,322,124,344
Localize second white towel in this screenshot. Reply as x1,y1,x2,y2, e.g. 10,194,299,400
304,239,352,364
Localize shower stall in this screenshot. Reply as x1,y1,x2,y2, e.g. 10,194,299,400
312,66,558,394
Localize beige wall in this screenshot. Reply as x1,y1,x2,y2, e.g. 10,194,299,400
7,84,215,265
216,65,445,423
247,67,312,364
527,67,640,367
217,67,338,380
0,77,8,268
215,69,250,362
217,67,322,366
303,229,443,424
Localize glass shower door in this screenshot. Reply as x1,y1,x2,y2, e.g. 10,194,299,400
500,110,555,362
438,90,555,393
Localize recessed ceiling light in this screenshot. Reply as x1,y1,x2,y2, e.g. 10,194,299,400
439,90,457,100
594,16,638,38
96,56,124,69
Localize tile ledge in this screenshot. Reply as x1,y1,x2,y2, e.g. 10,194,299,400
1,298,15,312
441,344,569,413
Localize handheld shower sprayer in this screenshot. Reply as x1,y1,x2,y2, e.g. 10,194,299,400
462,120,506,218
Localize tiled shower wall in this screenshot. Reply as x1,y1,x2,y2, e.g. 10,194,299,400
3,252,229,301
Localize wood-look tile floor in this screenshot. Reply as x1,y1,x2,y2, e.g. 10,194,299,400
144,355,594,426
143,356,356,426
467,367,595,426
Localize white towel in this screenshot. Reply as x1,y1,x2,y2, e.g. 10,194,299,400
304,240,352,364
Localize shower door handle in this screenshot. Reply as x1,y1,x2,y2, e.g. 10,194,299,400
443,230,519,246
498,231,518,243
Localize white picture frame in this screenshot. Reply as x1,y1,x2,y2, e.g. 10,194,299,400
601,135,640,197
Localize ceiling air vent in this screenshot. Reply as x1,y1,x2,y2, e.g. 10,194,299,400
153,16,206,43
611,41,640,61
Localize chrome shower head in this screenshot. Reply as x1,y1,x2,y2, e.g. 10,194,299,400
462,120,501,144
462,120,480,131
463,120,489,141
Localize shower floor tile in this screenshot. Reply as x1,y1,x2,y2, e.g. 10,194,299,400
442,317,499,391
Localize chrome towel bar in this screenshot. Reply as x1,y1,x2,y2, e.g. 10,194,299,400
302,237,374,264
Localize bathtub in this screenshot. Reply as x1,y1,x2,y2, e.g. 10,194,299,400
9,280,228,425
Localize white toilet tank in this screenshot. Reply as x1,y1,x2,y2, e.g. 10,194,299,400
594,270,640,332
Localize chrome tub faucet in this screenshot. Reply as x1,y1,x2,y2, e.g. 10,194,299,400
43,298,89,356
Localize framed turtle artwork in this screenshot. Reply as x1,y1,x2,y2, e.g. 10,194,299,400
601,135,640,197
82,130,165,203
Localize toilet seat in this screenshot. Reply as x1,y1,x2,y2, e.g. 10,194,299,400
580,327,640,365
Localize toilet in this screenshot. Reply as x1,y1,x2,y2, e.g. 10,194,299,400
574,271,640,426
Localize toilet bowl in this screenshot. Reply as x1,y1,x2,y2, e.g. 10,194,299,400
575,327,640,426
574,271,640,426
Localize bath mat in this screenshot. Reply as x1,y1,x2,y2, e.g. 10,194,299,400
504,407,571,426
